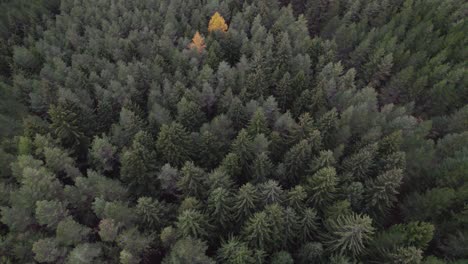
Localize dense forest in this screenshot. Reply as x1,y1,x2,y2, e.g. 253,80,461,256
0,0,467,263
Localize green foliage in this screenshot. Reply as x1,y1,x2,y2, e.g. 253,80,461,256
218,237,256,264
271,251,293,264
176,209,210,239
156,123,192,167
178,162,208,199
56,217,90,246
120,131,158,195
163,237,214,264
306,166,338,206
0,0,466,262
207,187,233,229
32,238,65,263
325,213,375,257
66,243,102,264
89,134,117,172
242,211,273,250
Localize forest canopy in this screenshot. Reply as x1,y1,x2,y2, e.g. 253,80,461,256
0,0,467,263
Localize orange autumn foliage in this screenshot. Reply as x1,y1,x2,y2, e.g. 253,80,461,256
188,31,206,53
208,12,228,33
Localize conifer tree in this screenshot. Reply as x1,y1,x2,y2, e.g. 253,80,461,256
282,139,312,185
208,12,228,33
189,31,206,53
163,237,214,264
176,209,210,239
306,166,338,206
298,208,318,243
218,237,256,264
325,213,375,257
156,122,192,167
252,152,273,183
89,134,117,172
242,211,273,250
365,169,403,215
231,129,255,178
259,180,284,206
49,104,84,148
207,187,234,230
247,108,269,136
178,161,207,199
234,183,259,223
120,131,158,195
177,97,206,131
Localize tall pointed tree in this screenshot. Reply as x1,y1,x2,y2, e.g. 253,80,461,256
208,12,228,33
156,122,192,167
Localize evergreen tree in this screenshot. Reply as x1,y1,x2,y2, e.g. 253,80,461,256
282,139,312,185
247,108,269,136
207,187,234,230
176,97,206,131
298,208,318,243
306,166,338,206
89,135,117,172
242,211,273,250
325,213,375,257
176,209,210,239
163,237,214,264
178,161,207,199
156,122,192,167
234,183,259,223
218,237,256,264
259,180,284,206
120,131,158,195
252,152,274,183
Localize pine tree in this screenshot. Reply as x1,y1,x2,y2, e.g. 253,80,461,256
264,204,286,249
120,131,158,195
231,129,255,179
234,183,259,223
111,107,146,148
306,166,338,206
298,208,318,243
177,97,206,131
325,213,375,257
282,139,312,185
156,122,192,167
56,217,90,246
176,209,210,239
136,197,165,230
49,104,84,148
208,12,228,33
207,187,234,230
287,185,307,211
163,237,215,264
35,200,69,229
271,251,294,264
283,206,300,248
276,72,292,111
247,108,269,136
178,161,207,199
242,211,273,250
365,169,403,215
218,237,256,264
189,31,206,53
341,144,378,181
252,152,273,183
32,238,66,263
259,180,284,206
89,134,117,172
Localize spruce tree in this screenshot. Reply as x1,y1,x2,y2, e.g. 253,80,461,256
156,122,192,167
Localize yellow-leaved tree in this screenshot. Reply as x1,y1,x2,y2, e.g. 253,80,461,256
188,31,206,53
208,12,228,33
